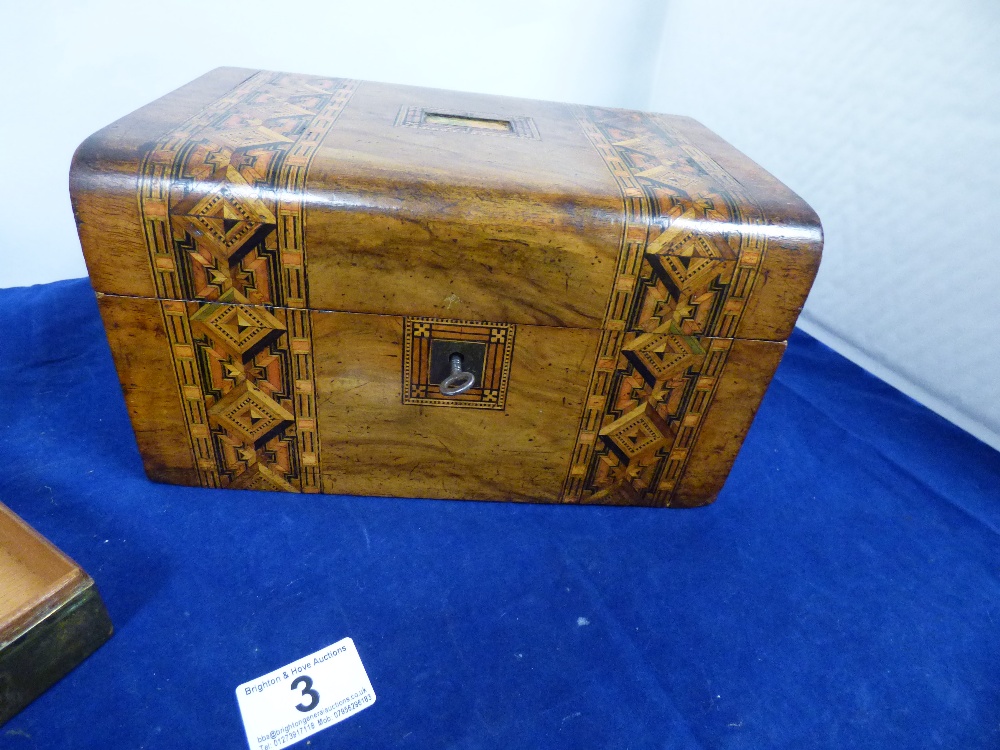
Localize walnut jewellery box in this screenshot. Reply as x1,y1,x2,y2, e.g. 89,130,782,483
71,68,822,508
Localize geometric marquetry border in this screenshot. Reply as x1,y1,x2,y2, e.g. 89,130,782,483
560,107,769,507
402,317,516,410
137,72,359,493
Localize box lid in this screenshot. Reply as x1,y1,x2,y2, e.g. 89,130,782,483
72,67,821,339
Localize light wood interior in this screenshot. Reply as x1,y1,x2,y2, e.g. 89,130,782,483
0,504,78,629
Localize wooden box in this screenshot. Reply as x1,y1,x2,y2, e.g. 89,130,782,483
71,68,822,507
0,503,112,725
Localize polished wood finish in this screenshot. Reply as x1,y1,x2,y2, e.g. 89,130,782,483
671,338,787,506
0,503,112,725
94,298,794,505
302,84,624,329
72,68,822,507
311,310,600,502
96,293,199,486
71,67,255,300
668,116,824,342
94,295,603,499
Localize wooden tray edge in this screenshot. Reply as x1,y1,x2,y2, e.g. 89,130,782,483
0,580,113,727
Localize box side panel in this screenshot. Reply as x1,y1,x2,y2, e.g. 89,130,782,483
96,295,199,486
312,311,601,502
71,67,259,298
670,338,786,507
738,242,823,341
664,115,824,341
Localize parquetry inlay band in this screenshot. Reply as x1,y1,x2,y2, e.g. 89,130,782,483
560,108,767,507
137,72,358,492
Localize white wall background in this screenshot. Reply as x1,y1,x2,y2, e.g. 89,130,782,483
649,0,1000,452
0,0,665,286
2,0,998,451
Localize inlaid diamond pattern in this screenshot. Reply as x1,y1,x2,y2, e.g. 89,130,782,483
623,321,706,383
191,303,285,363
208,381,295,448
598,402,676,463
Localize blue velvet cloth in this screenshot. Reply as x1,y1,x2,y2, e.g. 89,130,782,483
1,278,998,749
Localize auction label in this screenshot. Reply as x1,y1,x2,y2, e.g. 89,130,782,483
235,638,376,750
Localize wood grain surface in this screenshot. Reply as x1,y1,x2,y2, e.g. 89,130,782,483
670,338,787,507
302,83,625,328
312,311,600,502
96,294,199,487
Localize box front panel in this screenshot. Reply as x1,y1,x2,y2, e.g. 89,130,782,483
98,296,601,502
97,294,787,505
312,312,601,502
